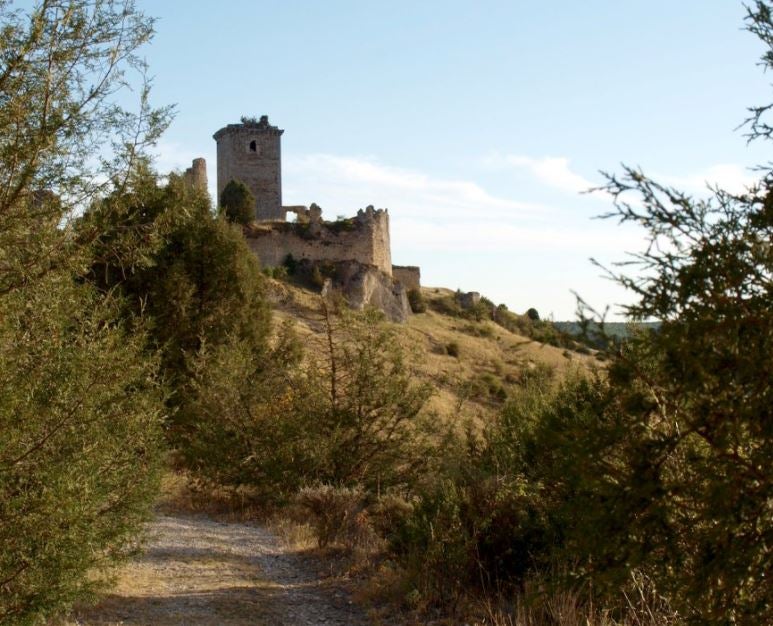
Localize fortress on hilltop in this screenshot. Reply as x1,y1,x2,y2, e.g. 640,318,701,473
185,115,420,321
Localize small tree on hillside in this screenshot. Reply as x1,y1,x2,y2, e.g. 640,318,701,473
298,304,434,490
220,179,255,225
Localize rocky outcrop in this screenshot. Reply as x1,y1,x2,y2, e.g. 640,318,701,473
335,262,410,323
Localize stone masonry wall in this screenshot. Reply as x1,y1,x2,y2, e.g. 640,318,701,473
214,117,283,220
392,265,421,291
183,158,208,191
246,206,392,276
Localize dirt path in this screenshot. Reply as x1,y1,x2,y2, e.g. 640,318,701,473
67,514,369,625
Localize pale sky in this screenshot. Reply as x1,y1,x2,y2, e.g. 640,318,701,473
138,1,769,320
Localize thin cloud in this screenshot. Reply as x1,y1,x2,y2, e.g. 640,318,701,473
485,154,597,194
284,154,551,220
656,163,757,195
392,217,643,254
282,152,643,255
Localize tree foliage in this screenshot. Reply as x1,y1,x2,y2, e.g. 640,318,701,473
562,4,773,621
393,5,773,623
84,171,273,440
300,305,433,490
0,277,164,625
0,0,171,295
220,179,255,225
0,2,169,623
181,303,433,500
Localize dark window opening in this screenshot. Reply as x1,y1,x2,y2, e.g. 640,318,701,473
249,140,257,152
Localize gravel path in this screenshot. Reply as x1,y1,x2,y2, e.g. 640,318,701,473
67,514,369,625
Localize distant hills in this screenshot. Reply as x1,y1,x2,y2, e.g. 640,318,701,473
553,320,660,345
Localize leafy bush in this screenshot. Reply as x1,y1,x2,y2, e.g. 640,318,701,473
262,266,289,280
181,305,433,501
85,176,273,442
283,253,298,275
295,306,434,491
430,293,491,321
390,373,602,606
0,1,169,622
177,327,303,500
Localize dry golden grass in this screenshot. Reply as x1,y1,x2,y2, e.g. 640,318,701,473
267,279,596,429
154,470,271,523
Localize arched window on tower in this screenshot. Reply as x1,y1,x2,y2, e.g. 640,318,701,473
248,140,258,153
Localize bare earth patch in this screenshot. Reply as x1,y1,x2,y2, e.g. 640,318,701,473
65,513,368,625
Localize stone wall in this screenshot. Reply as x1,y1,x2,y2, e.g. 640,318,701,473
182,158,208,191
213,116,283,220
392,265,421,291
245,206,392,276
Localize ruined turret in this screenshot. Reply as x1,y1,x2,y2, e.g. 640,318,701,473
183,158,208,191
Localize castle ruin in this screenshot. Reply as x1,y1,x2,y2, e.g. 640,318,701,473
188,116,421,321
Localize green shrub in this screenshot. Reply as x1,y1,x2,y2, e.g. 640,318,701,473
294,307,434,490
429,294,464,317
177,321,302,501
263,266,288,280
182,306,433,500
445,341,460,358
0,2,170,622
390,373,602,604
0,278,164,625
283,253,298,275
327,216,357,233
86,179,272,442
407,288,427,313
219,179,255,225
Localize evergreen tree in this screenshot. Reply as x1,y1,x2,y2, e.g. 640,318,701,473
84,171,273,444
556,4,773,621
0,2,170,622
220,179,256,225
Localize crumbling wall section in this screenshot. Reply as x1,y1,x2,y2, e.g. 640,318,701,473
245,205,392,276
183,158,208,191
392,265,421,291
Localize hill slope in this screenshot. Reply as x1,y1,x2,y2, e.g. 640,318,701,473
266,280,596,424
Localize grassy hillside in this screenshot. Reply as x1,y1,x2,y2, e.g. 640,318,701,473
266,280,597,425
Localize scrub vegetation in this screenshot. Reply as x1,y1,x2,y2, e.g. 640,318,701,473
0,2,771,625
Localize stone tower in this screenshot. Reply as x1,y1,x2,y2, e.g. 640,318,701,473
213,116,284,221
